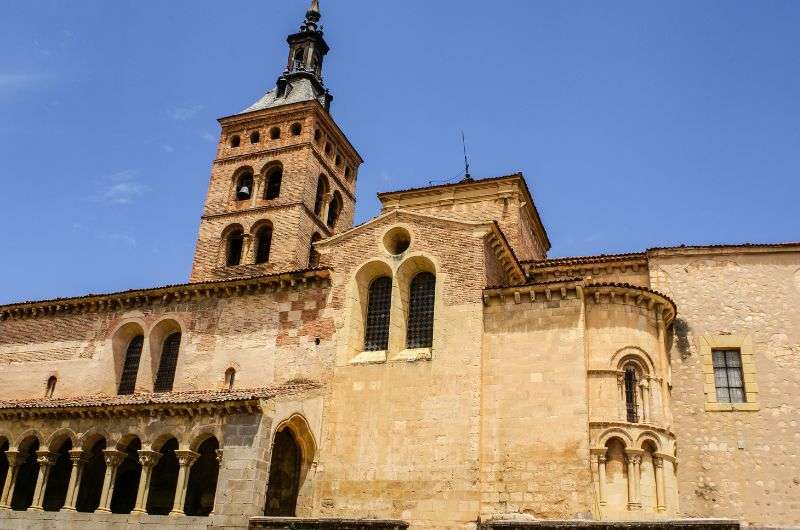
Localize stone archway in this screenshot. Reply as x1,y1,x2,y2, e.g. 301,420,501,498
42,438,72,511
75,438,106,512
109,438,142,514
146,438,179,515
184,437,220,516
264,428,301,516
10,438,40,511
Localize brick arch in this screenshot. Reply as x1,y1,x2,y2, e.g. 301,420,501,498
45,428,78,451
595,428,634,450
636,431,663,452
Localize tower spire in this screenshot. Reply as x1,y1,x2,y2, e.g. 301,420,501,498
302,0,321,32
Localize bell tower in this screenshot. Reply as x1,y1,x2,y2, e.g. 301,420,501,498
190,0,362,283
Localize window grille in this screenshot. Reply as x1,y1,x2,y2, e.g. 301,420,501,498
265,169,283,200
406,272,435,348
364,277,392,351
118,335,144,395
255,226,273,264
713,349,746,403
154,332,181,393
624,367,639,423
227,231,244,267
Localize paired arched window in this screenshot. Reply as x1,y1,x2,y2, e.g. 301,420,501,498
624,365,639,423
264,166,283,200
364,277,392,351
255,224,273,264
314,176,328,216
118,335,144,395
326,191,342,228
236,172,253,201
226,229,244,267
406,272,436,348
154,332,181,393
308,233,322,268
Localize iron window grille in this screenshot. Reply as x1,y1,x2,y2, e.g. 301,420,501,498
713,349,746,403
406,272,436,349
624,367,639,423
364,277,392,351
118,335,144,395
255,227,273,264
154,332,181,393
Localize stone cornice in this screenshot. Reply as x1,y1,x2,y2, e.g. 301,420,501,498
483,278,582,306
524,255,648,281
0,268,331,321
584,282,676,326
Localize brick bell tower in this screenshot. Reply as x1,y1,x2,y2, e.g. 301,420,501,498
190,0,362,282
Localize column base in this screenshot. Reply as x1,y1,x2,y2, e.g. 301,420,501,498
656,505,667,512
131,508,147,515
169,510,185,517
627,502,642,510
61,506,76,512
29,506,44,512
96,507,112,513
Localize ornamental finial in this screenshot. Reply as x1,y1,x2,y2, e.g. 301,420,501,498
302,0,321,31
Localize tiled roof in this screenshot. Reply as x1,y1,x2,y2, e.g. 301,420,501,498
377,173,525,197
648,242,800,252
585,281,677,312
523,252,647,268
0,381,321,410
240,78,327,114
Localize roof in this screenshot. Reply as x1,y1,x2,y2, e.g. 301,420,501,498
241,78,327,114
648,241,800,253
524,252,647,269
0,381,321,411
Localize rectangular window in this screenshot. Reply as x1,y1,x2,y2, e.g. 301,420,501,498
712,349,746,403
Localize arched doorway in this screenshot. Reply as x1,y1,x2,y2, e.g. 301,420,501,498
10,437,40,510
110,438,142,514
184,437,220,516
146,438,179,515
42,438,72,511
75,438,106,512
264,428,301,516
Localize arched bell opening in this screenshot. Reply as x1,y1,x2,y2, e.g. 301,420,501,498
75,438,106,513
109,438,142,514
42,438,72,511
10,437,40,511
184,437,220,516
146,438,179,515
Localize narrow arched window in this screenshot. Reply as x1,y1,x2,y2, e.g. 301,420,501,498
624,366,639,423
255,224,273,264
224,368,236,390
236,172,253,201
118,335,144,395
326,191,342,228
226,229,244,266
154,332,181,393
308,233,322,268
406,272,436,349
364,277,392,351
314,176,328,216
45,376,57,398
314,129,322,143
344,166,352,181
270,127,281,140
250,131,260,144
324,142,332,156
230,135,240,148
264,167,283,200
291,123,302,136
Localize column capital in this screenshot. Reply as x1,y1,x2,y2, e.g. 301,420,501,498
35,450,58,467
137,449,162,468
3,449,23,467
653,455,664,468
68,449,87,464
174,449,200,467
215,449,224,464
102,449,127,468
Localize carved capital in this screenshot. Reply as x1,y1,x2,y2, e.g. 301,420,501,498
68,449,88,465
653,456,664,468
4,450,23,467
627,454,642,465
174,449,200,468
102,449,127,468
215,449,224,464
137,450,162,468
35,450,58,467
597,454,607,464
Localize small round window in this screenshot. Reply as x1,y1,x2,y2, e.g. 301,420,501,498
383,227,411,255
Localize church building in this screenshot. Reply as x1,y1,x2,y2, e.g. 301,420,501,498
0,2,798,529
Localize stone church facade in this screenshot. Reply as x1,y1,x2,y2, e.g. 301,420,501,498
0,3,797,529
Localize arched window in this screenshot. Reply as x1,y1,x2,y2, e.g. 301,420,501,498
76,438,106,512
154,332,181,393
118,335,144,395
308,233,322,268
293,47,304,69
45,376,57,398
326,191,342,228
226,229,244,267
314,129,322,143
42,438,72,511
270,127,281,140
406,272,436,349
264,166,283,200
334,155,342,167
324,142,332,156
255,224,273,264
314,176,328,217
364,277,392,351
344,166,352,181
230,135,240,148
624,366,639,423
235,172,253,201
291,123,302,136
11,438,40,510
264,429,301,516
225,368,236,390
250,131,260,144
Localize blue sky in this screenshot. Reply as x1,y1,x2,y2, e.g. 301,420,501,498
1,0,798,303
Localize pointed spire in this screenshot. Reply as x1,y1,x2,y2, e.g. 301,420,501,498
301,0,321,32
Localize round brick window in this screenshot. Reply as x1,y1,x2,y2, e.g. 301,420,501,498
383,227,411,255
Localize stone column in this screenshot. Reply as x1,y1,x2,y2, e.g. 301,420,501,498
62,449,87,512
96,449,126,513
616,372,626,421
169,450,199,516
640,380,650,422
30,451,58,511
209,449,223,515
0,450,23,509
320,192,333,224
132,450,161,514
653,456,666,512
625,451,642,510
